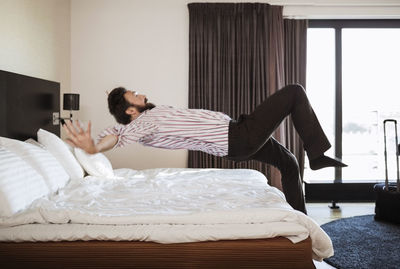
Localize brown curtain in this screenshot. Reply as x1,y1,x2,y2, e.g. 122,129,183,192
188,3,307,188
283,19,308,180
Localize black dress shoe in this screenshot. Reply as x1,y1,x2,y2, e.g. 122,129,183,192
309,155,348,171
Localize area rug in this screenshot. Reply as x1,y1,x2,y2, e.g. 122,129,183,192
321,214,400,269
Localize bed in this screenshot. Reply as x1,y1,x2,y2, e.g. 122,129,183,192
0,70,333,268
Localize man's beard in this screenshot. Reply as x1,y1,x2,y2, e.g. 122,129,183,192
136,100,156,113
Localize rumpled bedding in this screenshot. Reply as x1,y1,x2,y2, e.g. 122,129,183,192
0,168,333,260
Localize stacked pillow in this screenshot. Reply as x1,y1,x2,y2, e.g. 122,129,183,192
0,136,70,192
0,147,50,217
0,129,115,217
37,129,115,178
37,129,114,178
74,148,114,178
37,129,85,180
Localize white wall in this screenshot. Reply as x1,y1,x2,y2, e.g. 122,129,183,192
69,0,399,170
0,0,71,102
71,0,190,169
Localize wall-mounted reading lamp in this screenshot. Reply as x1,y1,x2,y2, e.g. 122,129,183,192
53,93,80,125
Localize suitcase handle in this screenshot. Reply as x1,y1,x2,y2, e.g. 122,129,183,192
384,119,400,156
383,119,400,192
384,119,397,124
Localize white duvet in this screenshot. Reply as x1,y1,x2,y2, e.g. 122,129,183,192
0,168,333,260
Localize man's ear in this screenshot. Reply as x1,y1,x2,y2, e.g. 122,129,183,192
125,106,140,119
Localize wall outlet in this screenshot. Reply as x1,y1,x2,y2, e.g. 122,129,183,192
53,112,60,125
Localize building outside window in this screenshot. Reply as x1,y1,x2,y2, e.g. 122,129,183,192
304,20,400,187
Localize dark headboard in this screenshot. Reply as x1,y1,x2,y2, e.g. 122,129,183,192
0,70,60,140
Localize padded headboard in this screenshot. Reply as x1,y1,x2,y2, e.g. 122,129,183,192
0,70,60,140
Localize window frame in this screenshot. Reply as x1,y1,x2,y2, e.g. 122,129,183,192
305,19,400,202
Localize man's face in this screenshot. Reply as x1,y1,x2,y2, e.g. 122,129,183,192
124,90,148,108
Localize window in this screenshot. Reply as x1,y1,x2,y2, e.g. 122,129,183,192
305,28,336,182
305,20,400,185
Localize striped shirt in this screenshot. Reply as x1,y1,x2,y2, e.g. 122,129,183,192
97,105,231,157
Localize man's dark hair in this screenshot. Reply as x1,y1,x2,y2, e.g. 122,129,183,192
107,87,132,125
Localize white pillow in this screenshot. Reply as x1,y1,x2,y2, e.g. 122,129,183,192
74,148,114,178
25,138,45,148
0,137,70,193
37,129,85,180
0,147,49,217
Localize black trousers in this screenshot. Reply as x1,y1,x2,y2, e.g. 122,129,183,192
226,84,331,214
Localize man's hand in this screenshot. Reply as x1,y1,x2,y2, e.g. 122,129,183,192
63,120,99,154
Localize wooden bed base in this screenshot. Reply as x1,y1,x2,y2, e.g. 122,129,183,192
0,237,315,269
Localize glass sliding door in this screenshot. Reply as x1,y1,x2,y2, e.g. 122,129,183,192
305,20,400,189
304,28,336,182
342,28,400,182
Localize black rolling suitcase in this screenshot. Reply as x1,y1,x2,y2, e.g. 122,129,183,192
374,119,400,224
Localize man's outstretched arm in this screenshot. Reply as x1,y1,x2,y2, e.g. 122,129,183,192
63,120,118,154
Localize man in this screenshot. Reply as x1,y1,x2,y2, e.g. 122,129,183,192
63,84,346,214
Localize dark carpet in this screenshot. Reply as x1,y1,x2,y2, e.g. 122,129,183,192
321,215,400,269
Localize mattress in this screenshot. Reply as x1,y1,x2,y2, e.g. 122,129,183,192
0,168,333,261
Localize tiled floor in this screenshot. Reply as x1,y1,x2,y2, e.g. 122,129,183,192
306,202,375,269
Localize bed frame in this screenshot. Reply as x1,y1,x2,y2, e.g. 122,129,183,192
0,70,316,269
0,238,315,268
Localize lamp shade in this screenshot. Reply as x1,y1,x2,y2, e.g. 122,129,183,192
63,93,80,111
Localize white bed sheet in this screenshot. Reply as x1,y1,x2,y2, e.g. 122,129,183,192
0,168,333,261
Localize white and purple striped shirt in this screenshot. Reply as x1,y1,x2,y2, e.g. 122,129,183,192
98,105,231,157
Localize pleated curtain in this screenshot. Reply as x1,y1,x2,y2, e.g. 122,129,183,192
283,19,308,180
188,3,307,189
